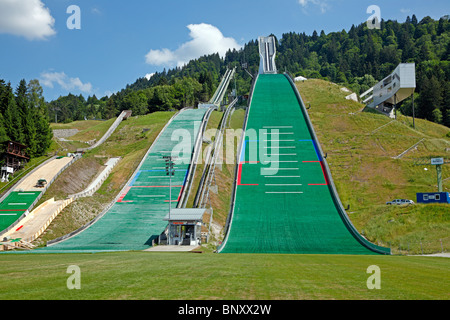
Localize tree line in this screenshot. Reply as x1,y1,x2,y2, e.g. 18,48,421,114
0,79,53,158
275,15,450,126
91,15,448,127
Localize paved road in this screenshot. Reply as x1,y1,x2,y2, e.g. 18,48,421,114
14,157,74,192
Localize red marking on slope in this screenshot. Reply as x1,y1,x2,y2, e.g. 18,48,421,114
116,186,131,203
164,186,184,203
16,225,24,231
305,161,329,186
319,161,329,185
237,162,259,186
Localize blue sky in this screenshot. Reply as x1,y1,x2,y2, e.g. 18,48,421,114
0,0,448,101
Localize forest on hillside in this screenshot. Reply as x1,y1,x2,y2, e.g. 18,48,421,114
0,15,448,162
49,15,447,127
275,15,450,126
0,79,53,158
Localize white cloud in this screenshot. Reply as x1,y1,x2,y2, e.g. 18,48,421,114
91,7,102,15
298,0,329,14
40,72,93,93
145,73,155,80
145,23,242,67
0,0,56,40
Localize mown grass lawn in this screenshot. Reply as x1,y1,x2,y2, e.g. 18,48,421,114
0,251,448,300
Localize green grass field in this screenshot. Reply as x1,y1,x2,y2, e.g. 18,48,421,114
0,251,448,300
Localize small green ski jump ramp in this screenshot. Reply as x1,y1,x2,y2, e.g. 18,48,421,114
39,108,208,253
0,192,42,233
219,74,390,254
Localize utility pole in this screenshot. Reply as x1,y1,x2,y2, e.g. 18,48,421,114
164,155,177,245
164,156,177,219
412,93,416,129
394,94,397,120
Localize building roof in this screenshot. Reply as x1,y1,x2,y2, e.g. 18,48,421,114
4,141,28,148
163,208,206,221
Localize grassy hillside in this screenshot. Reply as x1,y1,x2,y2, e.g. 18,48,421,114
296,79,450,254
51,119,116,151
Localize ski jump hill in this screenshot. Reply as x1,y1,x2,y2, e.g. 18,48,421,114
38,108,209,253
5,36,389,255
218,36,390,255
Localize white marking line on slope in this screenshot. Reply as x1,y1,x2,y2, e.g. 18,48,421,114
265,192,303,194
265,184,303,186
263,140,295,142
264,146,295,149
264,176,300,178
264,154,297,156
263,126,293,129
262,168,299,171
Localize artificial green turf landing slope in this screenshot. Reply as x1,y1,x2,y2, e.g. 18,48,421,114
219,74,389,254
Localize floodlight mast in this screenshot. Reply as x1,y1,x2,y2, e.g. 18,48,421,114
164,155,177,220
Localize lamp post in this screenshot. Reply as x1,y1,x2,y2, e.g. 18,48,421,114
163,156,176,218
412,93,416,129
164,155,176,244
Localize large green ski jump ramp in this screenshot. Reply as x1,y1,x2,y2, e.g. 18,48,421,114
219,74,390,254
39,108,208,253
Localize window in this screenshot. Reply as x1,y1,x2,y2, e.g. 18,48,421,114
435,194,440,201
423,195,429,201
